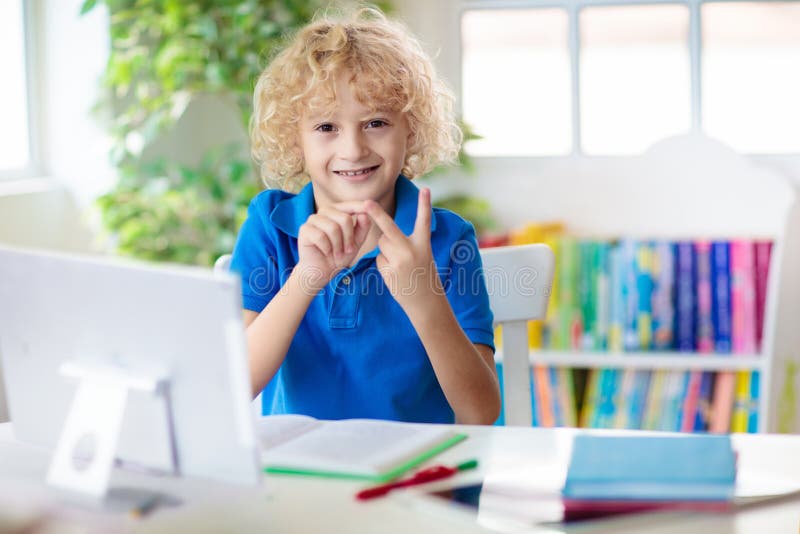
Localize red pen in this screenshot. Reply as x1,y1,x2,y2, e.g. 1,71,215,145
356,459,479,501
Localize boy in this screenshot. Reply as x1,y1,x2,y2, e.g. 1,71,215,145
231,7,500,424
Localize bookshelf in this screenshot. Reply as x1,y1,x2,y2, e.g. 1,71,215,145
488,134,800,433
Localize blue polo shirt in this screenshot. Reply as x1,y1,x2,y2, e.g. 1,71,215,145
230,175,494,423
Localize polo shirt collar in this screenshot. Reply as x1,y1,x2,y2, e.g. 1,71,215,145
269,175,436,238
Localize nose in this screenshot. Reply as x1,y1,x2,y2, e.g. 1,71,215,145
338,128,369,161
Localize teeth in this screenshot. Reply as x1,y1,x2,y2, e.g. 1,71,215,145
337,167,374,177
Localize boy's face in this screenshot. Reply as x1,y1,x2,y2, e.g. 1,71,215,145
298,72,410,213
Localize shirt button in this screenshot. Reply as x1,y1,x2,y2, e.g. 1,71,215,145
342,276,351,285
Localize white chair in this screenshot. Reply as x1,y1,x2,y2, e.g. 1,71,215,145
479,244,554,426
215,243,555,426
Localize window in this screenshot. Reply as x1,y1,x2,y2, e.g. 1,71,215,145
0,0,33,177
462,9,571,156
580,5,690,155
702,2,800,153
461,0,800,157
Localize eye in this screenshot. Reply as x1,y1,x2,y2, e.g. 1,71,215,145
315,123,336,133
366,119,388,129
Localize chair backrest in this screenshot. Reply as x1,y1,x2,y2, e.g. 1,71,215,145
479,244,555,426
217,244,555,426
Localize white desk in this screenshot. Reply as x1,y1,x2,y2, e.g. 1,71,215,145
1,422,799,533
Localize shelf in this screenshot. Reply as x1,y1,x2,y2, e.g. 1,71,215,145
496,350,765,371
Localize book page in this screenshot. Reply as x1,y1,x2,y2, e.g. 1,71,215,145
263,420,455,476
256,414,320,450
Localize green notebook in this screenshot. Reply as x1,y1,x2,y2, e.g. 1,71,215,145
258,416,467,483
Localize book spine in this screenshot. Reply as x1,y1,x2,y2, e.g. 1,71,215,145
695,241,714,353
730,240,756,354
748,370,760,433
651,241,675,351
596,369,617,428
635,242,654,351
534,365,555,427
673,372,691,431
580,369,601,428
693,372,715,432
613,368,636,429
557,237,580,350
622,240,639,351
579,241,596,350
711,241,732,353
731,371,751,433
608,243,625,352
529,365,538,427
680,371,703,432
496,362,505,426
642,370,666,431
549,367,564,426
630,370,652,430
593,242,611,351
675,242,697,352
753,241,773,353
559,368,578,427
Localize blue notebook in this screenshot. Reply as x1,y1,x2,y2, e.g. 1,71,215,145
563,435,736,501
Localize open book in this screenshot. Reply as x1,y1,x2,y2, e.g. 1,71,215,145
256,415,467,483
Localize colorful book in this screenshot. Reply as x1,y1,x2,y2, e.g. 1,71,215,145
620,240,639,351
533,365,555,427
635,242,655,351
562,435,736,501
608,243,625,352
550,367,564,426
579,369,601,428
695,241,714,353
596,369,619,428
642,370,667,430
651,241,675,351
593,242,611,351
711,241,733,353
693,372,715,432
579,241,597,350
674,241,696,352
730,240,757,354
731,371,751,433
629,370,653,430
748,370,760,433
753,241,773,353
557,238,581,350
495,362,505,426
613,368,636,429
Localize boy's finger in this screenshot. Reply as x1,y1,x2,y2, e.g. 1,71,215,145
318,208,356,253
364,200,404,241
412,188,432,242
353,213,372,248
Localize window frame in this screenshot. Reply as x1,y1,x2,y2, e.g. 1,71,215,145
0,0,40,181
458,0,800,159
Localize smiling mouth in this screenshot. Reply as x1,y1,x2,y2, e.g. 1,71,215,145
334,165,379,177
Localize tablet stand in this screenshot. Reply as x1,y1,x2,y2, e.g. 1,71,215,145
46,361,178,498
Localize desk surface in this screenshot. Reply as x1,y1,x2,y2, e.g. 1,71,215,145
1,422,800,533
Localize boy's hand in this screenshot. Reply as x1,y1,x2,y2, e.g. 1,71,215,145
296,202,372,293
365,188,443,313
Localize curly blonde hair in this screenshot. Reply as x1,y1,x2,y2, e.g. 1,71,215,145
250,6,461,192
